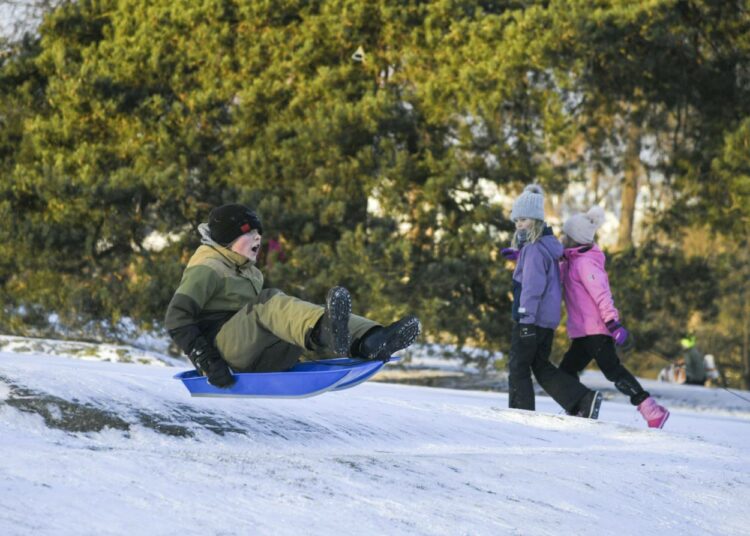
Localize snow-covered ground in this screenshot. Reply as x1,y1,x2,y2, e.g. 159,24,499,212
1,338,749,536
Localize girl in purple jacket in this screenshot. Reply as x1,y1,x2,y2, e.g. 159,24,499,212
505,185,602,417
560,207,669,428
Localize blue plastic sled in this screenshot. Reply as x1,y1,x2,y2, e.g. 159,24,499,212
174,357,396,398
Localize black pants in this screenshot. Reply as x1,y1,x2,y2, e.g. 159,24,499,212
508,324,589,412
559,335,649,406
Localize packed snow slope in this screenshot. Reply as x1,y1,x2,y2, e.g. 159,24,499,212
1,345,749,536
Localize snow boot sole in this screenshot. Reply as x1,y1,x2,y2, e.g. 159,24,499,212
322,286,352,357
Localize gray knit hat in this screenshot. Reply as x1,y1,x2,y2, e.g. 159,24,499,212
510,184,545,221
562,206,606,245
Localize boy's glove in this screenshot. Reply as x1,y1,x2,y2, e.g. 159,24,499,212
189,337,235,388
606,320,630,347
501,248,520,261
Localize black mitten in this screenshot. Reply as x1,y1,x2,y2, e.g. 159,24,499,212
189,337,235,388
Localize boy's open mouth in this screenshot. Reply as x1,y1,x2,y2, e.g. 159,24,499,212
251,245,260,253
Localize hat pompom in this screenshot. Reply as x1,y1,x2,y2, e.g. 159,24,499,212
586,206,606,229
524,184,544,196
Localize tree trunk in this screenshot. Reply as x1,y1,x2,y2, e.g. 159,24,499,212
590,164,601,205
617,123,641,250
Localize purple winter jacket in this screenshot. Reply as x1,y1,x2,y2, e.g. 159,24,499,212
512,234,564,329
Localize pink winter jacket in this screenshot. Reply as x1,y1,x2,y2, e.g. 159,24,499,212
560,244,619,339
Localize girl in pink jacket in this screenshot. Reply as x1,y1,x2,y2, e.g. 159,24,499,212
559,207,669,429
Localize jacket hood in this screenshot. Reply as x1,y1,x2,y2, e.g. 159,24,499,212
538,234,563,260
563,243,603,261
198,223,220,247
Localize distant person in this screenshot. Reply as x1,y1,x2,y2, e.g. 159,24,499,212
657,361,686,384
265,237,286,266
502,185,602,418
680,335,708,386
703,354,721,386
165,203,420,387
558,206,669,429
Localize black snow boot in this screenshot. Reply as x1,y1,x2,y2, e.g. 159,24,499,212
310,286,352,357
574,390,603,419
355,315,421,361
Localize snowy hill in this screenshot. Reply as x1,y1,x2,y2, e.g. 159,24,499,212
1,341,749,536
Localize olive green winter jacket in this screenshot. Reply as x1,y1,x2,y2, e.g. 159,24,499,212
165,244,264,354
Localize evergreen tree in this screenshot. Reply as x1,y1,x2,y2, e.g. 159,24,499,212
0,0,746,381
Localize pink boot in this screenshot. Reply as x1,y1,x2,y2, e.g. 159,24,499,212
637,397,670,429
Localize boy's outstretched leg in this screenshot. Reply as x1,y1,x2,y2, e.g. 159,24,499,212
354,315,421,361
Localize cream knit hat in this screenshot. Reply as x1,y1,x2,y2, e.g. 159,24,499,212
562,206,606,245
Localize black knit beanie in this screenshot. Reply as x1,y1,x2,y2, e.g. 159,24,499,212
208,204,263,246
